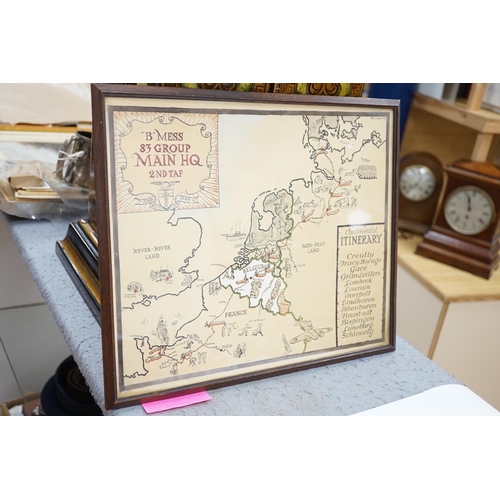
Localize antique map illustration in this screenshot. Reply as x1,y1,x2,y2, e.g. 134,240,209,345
106,101,395,400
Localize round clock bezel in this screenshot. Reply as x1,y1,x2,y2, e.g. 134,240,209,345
444,185,496,236
400,164,437,202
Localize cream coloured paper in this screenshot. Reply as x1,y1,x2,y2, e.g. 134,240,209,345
102,98,396,401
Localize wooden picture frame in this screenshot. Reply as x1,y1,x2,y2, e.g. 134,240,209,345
91,83,399,409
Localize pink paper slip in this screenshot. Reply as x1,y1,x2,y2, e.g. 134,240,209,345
142,391,211,414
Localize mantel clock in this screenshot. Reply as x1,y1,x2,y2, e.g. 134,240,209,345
416,160,500,279
398,151,443,234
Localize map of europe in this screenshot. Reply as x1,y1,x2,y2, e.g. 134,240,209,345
109,107,392,396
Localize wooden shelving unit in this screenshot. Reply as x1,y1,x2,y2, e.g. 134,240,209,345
411,83,500,162
397,84,500,410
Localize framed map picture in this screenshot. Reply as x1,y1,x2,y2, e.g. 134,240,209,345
91,84,399,409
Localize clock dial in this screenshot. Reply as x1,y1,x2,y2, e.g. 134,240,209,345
400,164,436,202
444,185,495,235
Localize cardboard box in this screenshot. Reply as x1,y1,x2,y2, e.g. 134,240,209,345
1,392,41,416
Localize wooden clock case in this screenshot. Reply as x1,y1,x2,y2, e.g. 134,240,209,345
398,151,443,234
416,160,500,279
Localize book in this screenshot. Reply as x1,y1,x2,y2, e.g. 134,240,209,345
273,83,364,96
127,83,365,96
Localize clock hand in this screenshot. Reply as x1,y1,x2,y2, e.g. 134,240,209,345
467,193,471,211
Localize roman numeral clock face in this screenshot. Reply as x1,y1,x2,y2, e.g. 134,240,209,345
444,185,495,235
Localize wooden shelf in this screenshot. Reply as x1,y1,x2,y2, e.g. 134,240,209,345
409,84,500,162
398,233,500,303
412,93,500,135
